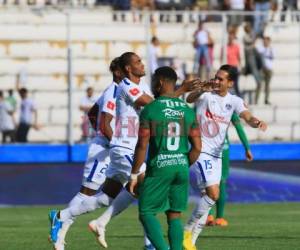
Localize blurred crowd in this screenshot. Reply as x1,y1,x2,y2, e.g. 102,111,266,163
0,0,299,22
0,73,39,144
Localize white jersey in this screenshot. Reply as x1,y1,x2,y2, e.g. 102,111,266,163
110,77,146,150
94,82,118,146
195,92,247,158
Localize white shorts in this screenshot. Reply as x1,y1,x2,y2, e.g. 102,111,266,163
82,138,110,190
105,146,146,186
189,153,222,191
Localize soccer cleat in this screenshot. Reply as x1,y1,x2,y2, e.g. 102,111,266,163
215,218,228,227
144,243,156,250
88,220,108,248
183,230,197,250
53,239,66,250
48,210,62,243
206,215,215,226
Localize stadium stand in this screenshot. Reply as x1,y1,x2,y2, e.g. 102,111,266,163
0,7,299,142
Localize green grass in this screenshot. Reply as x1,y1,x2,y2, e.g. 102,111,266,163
1,203,300,250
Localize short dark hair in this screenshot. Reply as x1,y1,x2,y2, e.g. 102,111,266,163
151,36,158,43
154,66,177,84
19,88,28,94
109,57,121,73
219,64,238,81
119,52,135,74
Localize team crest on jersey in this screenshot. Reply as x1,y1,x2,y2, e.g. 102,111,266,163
107,101,115,110
225,104,232,110
129,88,140,96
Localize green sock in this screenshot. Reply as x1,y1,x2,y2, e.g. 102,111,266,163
216,180,227,218
140,214,169,250
208,207,214,216
168,218,183,250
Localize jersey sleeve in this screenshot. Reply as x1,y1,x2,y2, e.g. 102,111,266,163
101,87,116,117
123,82,144,103
233,96,248,115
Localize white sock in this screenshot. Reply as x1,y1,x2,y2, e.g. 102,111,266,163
96,189,136,227
191,210,209,245
60,194,99,221
144,230,152,246
185,195,215,232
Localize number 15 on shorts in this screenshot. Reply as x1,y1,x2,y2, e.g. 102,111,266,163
204,160,212,170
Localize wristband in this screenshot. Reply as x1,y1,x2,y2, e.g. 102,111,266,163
130,173,138,181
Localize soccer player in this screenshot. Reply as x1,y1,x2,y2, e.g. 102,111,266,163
88,53,199,250
48,57,124,250
206,113,253,227
129,66,202,250
183,64,267,250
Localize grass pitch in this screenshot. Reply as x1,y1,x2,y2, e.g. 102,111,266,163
0,203,299,250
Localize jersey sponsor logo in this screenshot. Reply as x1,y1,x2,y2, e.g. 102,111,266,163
129,88,140,96
225,104,232,110
162,108,184,118
107,101,115,110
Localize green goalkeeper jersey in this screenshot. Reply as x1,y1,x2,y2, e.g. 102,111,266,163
139,96,199,176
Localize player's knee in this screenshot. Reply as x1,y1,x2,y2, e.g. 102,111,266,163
206,190,219,201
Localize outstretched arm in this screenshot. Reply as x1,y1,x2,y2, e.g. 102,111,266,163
240,110,267,131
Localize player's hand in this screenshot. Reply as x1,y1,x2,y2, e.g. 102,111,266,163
257,120,267,131
180,78,203,92
245,150,253,162
193,79,215,92
128,179,138,198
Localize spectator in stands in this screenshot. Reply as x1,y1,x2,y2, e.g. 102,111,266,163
112,0,131,21
253,0,271,37
280,0,299,22
16,88,38,143
227,0,245,29
244,0,255,27
257,36,274,104
243,22,263,104
149,36,160,74
6,89,17,112
221,31,242,96
0,91,15,143
131,0,155,22
193,21,212,78
79,87,97,141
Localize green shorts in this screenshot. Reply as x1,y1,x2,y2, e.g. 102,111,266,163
138,168,189,215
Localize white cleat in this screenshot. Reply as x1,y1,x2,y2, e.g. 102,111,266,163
88,220,108,248
54,239,66,250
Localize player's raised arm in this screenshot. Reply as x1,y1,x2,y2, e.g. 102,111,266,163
239,110,268,131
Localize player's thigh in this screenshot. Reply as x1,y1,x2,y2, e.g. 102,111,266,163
189,154,222,191
82,142,109,190
169,169,189,212
138,175,173,215
106,147,146,186
101,177,123,198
